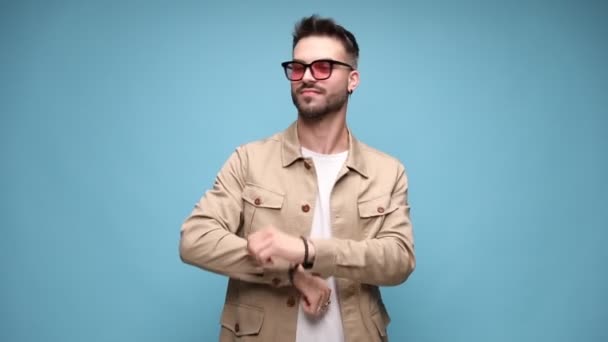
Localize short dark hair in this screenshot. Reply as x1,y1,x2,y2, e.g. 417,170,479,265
292,15,359,67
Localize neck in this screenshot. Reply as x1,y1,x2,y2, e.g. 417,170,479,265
297,110,348,155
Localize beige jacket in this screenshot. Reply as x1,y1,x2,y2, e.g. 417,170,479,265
180,121,415,342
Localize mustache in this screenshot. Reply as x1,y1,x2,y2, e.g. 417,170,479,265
297,84,325,94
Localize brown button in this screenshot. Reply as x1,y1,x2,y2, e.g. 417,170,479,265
271,278,281,287
304,161,311,169
235,323,240,332
377,207,385,213
286,296,296,307
254,198,261,205
301,204,310,213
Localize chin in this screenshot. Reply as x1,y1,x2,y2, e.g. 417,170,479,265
298,107,328,121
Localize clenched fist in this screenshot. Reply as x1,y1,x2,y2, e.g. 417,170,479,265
247,226,315,265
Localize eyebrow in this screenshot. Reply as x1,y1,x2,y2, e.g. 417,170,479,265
291,58,314,64
290,58,336,64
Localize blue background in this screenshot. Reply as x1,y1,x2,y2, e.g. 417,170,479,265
1,1,607,341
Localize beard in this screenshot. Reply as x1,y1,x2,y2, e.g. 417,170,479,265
291,84,349,121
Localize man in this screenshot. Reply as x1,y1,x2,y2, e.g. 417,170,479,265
180,15,415,342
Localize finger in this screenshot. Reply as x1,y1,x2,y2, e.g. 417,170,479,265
247,234,262,255
305,302,319,317
312,282,330,303
302,292,318,312
301,299,313,315
316,304,324,316
312,294,324,314
257,238,276,257
303,305,316,316
317,294,331,315
250,238,274,260
301,295,316,316
246,237,255,255
302,294,311,307
257,248,274,265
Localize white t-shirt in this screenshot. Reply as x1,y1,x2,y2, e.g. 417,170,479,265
296,147,348,342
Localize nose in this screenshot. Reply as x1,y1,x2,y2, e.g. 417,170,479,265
301,65,316,82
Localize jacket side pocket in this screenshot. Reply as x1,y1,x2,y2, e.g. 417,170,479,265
220,302,265,337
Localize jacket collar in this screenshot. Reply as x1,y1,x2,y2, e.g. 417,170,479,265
281,120,368,178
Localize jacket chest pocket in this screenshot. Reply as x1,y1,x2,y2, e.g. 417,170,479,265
357,193,398,238
241,183,285,236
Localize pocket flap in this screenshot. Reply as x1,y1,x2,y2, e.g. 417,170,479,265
242,184,284,209
358,194,397,218
220,303,264,336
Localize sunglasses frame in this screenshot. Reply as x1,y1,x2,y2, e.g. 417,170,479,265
281,59,354,81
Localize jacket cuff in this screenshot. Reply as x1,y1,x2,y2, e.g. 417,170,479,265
309,239,337,277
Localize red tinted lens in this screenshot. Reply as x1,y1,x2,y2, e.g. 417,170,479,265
289,63,306,80
311,61,332,79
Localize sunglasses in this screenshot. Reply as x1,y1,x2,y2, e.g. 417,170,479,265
281,59,354,81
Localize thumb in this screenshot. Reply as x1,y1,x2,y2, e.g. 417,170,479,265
302,294,311,307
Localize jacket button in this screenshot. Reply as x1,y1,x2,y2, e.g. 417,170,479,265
272,277,281,287
304,161,311,169
301,204,310,213
377,207,385,213
235,323,240,332
286,296,296,307
254,198,261,205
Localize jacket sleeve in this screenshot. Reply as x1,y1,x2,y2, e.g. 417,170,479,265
309,163,416,286
179,147,291,286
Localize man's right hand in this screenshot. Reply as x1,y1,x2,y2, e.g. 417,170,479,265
292,265,331,318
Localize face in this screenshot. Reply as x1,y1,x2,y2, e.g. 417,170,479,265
289,36,359,121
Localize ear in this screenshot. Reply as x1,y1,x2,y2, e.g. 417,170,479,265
347,69,360,94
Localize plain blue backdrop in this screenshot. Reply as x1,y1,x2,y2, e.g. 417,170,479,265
1,1,607,341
